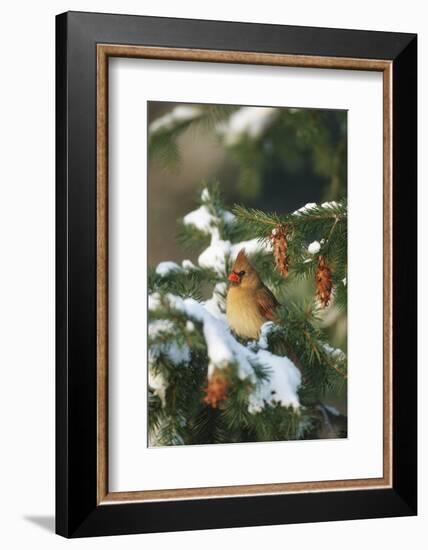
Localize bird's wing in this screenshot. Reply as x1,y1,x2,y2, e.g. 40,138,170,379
256,285,279,321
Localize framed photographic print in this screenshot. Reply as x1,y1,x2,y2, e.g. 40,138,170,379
56,11,417,538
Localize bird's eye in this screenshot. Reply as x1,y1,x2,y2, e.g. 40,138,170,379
238,270,246,277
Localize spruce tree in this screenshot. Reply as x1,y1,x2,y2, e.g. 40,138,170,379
148,183,347,446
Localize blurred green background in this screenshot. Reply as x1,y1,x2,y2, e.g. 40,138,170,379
148,102,346,267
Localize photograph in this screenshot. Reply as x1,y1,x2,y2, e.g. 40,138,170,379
0,2,420,545
147,101,348,446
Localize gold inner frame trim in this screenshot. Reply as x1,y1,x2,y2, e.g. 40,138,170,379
96,44,393,505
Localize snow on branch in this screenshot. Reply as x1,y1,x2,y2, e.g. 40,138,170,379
148,319,191,405
182,188,272,275
155,261,181,276
149,292,301,414
217,106,279,146
149,105,202,135
248,350,301,413
148,187,347,445
198,229,272,275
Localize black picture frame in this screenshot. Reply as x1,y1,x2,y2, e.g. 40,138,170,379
56,11,417,538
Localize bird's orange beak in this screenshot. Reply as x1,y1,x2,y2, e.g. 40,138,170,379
228,272,240,283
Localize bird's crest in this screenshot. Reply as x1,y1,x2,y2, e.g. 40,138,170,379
232,248,251,272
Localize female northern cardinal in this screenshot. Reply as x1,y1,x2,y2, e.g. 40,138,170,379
226,249,279,339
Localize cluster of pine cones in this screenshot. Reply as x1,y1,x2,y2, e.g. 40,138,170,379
270,223,333,307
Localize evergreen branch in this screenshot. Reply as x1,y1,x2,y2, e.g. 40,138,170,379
149,266,220,299
233,201,346,233
148,185,347,445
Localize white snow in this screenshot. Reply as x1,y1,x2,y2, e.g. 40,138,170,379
183,205,215,233
182,259,197,270
183,204,235,235
149,291,301,413
152,292,255,381
185,320,195,332
149,318,175,335
155,261,181,276
321,201,339,209
231,238,272,258
203,282,227,318
248,350,301,413
342,277,347,286
197,229,271,276
149,319,191,366
147,320,174,406
197,228,231,274
294,202,317,214
323,343,346,362
217,106,278,146
183,187,271,276
148,293,162,310
308,240,321,255
222,210,236,225
167,343,191,365
201,188,211,202
149,105,201,134
294,200,341,216
257,321,276,349
148,370,168,406
324,404,340,416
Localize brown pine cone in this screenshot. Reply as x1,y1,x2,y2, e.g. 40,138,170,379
203,370,228,408
270,224,289,277
315,256,333,307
